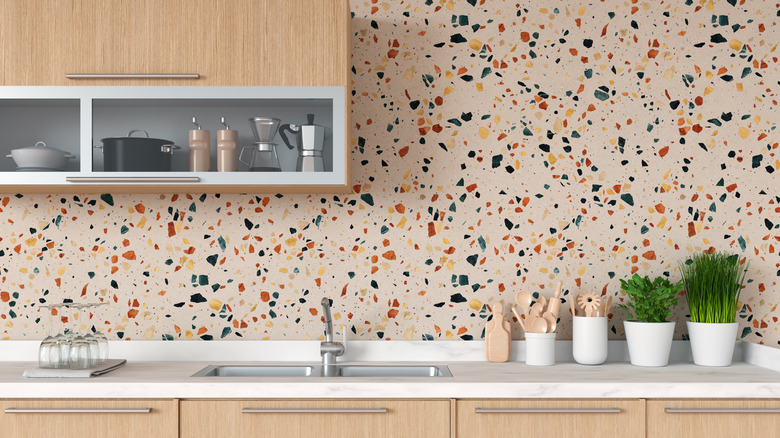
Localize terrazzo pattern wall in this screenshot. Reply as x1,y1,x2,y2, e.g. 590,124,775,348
0,0,778,344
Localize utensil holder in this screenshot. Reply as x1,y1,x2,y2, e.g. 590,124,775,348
572,316,608,365
525,332,556,366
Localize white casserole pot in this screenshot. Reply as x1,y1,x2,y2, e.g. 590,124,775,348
7,141,75,170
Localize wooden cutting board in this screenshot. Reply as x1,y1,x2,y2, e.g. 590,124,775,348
485,303,511,362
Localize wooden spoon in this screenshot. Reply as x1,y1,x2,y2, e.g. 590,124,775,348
543,311,557,333
530,296,547,318
515,289,533,316
530,316,548,333
511,306,526,331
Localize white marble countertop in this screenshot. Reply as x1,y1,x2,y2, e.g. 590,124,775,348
0,341,778,399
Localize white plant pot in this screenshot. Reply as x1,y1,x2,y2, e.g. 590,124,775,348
623,320,675,367
525,332,556,366
572,316,608,365
687,321,738,367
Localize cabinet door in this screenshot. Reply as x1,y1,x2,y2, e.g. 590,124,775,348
648,399,780,438
0,399,178,438
456,399,645,438
63,0,349,86
64,0,207,86
0,0,71,85
180,399,450,438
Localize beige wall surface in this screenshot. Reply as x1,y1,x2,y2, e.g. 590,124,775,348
0,1,777,344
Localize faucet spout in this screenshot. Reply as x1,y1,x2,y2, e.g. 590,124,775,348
320,297,345,366
321,298,333,343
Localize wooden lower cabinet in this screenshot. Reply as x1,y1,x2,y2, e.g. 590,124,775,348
647,399,780,438
0,399,178,438
180,399,450,438
456,399,645,438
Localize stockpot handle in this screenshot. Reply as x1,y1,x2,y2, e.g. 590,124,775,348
161,144,182,154
128,130,150,138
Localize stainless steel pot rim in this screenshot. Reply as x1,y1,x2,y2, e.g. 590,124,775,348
99,136,174,144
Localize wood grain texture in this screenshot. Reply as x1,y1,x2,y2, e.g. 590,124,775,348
1,0,350,86
456,399,645,438
0,0,71,85
180,399,450,438
0,399,178,438
647,399,780,438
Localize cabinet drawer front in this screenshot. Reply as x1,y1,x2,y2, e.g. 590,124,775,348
0,399,177,438
648,399,780,438
180,400,450,438
457,400,645,438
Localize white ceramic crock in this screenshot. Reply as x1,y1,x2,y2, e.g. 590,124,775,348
525,332,556,366
572,316,608,365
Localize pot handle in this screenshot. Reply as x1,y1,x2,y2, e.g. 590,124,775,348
128,130,150,138
64,154,76,159
160,144,182,154
93,144,103,150
5,154,12,158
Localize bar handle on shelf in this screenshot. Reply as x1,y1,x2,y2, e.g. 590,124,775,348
475,408,622,414
665,408,780,414
241,408,388,414
66,74,199,79
4,408,152,414
66,177,200,183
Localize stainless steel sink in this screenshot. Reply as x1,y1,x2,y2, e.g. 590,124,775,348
192,364,452,378
337,365,451,377
193,365,315,377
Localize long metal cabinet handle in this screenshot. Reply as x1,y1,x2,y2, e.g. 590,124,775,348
4,408,152,414
475,408,622,414
66,177,200,183
241,408,388,414
66,74,199,79
665,408,780,414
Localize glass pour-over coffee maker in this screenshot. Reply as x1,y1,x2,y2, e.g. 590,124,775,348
240,117,282,171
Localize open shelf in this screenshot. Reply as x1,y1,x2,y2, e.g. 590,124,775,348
0,86,347,191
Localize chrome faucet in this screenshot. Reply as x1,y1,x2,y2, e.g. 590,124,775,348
320,298,345,366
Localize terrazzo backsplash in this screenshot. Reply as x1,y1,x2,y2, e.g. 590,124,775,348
0,0,778,345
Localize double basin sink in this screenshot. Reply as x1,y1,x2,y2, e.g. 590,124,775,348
193,364,452,378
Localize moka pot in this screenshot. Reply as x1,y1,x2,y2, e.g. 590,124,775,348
279,114,325,172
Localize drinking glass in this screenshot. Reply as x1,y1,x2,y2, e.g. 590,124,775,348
38,305,63,369
68,304,94,369
91,302,109,363
83,303,108,364
53,304,71,368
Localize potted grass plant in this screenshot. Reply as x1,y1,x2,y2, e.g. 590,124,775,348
619,274,680,367
680,251,748,366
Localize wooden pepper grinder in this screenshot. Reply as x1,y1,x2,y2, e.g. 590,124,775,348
217,117,238,172
189,116,210,172
485,301,511,362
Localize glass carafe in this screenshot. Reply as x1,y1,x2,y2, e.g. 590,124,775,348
239,142,281,172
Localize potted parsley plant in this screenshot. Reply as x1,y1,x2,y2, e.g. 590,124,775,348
619,273,680,367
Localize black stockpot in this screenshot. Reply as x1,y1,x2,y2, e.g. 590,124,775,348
98,130,179,171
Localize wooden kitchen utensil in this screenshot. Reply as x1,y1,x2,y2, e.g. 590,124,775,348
542,311,557,333
547,280,563,318
485,302,511,362
577,291,601,317
529,296,546,318
511,306,526,331
515,289,534,316
530,316,548,333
